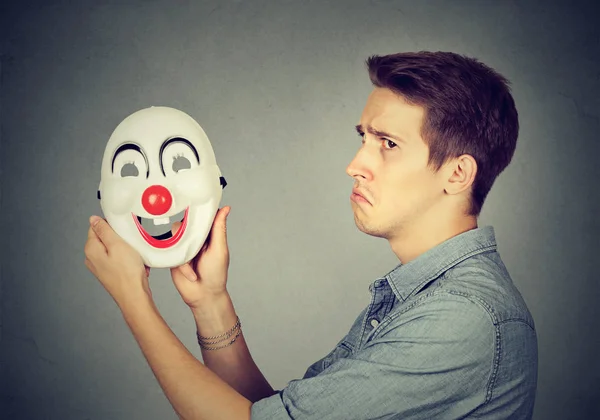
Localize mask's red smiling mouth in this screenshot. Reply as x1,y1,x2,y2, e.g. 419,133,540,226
132,207,189,249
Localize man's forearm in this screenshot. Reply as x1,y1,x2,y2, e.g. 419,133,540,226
191,293,277,402
118,295,253,420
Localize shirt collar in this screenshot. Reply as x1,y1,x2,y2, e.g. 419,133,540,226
377,226,497,302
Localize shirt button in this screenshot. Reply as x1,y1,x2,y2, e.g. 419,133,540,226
370,319,379,328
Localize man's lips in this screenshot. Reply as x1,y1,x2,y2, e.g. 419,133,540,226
132,207,189,249
351,188,371,204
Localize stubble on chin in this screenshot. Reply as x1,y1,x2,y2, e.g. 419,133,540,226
353,211,385,238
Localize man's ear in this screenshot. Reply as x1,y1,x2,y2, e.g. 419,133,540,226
443,154,477,195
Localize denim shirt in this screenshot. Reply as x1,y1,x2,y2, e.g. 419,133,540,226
251,226,538,419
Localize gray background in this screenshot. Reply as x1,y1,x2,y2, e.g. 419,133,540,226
0,0,598,419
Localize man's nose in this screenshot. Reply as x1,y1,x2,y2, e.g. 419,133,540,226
346,145,373,181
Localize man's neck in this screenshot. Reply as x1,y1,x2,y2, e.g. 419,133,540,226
388,212,478,264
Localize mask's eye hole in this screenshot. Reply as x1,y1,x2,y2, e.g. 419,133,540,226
113,148,147,178
172,154,191,173
121,162,139,177
162,139,199,176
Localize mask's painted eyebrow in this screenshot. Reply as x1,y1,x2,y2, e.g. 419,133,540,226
112,143,149,178
355,124,406,144
159,137,200,176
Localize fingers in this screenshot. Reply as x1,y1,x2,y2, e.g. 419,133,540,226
85,225,106,258
181,263,198,281
220,206,231,233
89,216,119,248
84,257,95,273
210,206,231,250
172,263,197,282
87,224,97,240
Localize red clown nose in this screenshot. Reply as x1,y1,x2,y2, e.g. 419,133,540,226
141,185,173,215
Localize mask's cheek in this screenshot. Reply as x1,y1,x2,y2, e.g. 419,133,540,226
101,178,143,215
172,165,221,206
185,203,218,255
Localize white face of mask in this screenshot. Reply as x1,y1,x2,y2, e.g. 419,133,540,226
98,106,226,268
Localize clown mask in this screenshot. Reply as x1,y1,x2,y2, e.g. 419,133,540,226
98,106,226,268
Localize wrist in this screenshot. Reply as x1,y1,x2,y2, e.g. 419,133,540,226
114,283,153,313
190,293,238,337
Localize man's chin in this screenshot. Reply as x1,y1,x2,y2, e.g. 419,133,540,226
356,213,399,238
354,219,383,238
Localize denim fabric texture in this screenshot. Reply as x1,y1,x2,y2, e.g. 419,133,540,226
251,226,538,419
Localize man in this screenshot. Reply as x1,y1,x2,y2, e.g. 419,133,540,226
84,51,538,419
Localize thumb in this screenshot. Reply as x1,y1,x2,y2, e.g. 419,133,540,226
90,216,118,247
213,206,231,249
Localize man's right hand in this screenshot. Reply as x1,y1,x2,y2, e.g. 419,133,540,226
169,206,232,310
170,205,276,402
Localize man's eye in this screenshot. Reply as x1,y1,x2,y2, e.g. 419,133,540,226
383,139,397,149
357,131,365,144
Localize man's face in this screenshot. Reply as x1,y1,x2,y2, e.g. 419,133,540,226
346,87,445,239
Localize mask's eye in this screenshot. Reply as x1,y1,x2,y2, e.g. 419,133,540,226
172,154,191,173
113,147,147,178
161,139,199,176
121,162,139,177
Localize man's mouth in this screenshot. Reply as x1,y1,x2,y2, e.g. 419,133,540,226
132,207,189,249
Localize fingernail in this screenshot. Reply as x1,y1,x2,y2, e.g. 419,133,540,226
187,273,197,282
89,215,101,226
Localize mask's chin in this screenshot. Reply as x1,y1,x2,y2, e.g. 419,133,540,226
132,207,189,249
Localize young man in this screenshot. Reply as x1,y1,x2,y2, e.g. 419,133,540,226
84,51,538,419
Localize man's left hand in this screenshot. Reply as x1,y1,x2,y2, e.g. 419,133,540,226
84,215,151,307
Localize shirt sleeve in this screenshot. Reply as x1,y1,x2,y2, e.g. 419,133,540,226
251,292,496,419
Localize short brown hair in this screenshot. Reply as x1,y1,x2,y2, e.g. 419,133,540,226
366,51,519,216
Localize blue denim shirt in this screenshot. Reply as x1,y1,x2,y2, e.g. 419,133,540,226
251,226,538,419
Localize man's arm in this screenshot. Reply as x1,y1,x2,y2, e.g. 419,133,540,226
84,215,253,420
119,293,253,420
168,207,276,402
190,292,277,402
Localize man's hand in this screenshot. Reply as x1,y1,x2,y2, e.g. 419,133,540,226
84,215,151,307
83,215,253,420
170,206,231,309
169,206,275,403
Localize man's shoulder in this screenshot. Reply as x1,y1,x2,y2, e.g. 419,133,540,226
419,250,535,329
384,288,498,341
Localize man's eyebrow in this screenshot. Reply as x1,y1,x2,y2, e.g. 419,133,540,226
355,124,406,143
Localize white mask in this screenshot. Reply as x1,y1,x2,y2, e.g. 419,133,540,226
98,106,226,268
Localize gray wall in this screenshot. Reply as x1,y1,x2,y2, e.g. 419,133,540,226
1,0,597,419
